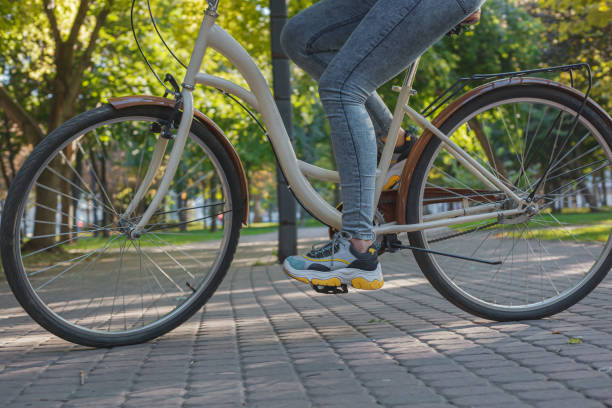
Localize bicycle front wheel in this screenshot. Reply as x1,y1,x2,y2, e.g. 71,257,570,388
0,104,243,347
405,83,612,321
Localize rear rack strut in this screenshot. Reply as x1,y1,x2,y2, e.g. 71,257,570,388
421,63,592,118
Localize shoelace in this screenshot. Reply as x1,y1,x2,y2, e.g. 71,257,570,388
307,231,352,268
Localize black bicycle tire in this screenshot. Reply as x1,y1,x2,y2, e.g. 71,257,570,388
0,104,244,347
405,84,612,321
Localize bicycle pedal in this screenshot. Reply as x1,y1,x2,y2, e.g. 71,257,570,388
311,283,348,294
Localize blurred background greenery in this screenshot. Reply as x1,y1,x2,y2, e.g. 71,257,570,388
0,0,610,224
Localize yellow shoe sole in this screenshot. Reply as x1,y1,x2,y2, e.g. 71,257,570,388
282,265,384,291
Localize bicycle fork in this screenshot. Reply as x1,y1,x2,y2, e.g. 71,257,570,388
123,2,220,237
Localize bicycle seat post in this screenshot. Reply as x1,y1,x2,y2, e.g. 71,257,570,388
374,57,420,212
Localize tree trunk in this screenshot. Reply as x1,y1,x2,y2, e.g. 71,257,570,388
548,177,561,213
299,205,308,227
90,159,100,237
27,166,59,252
99,151,111,237
60,180,73,240
71,149,83,232
601,172,609,207
577,178,598,212
0,154,11,190
177,193,187,232
59,144,76,239
594,174,601,207
27,56,79,251
209,176,217,232
252,192,263,223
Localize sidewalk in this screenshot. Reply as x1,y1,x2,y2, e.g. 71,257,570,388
1,227,612,407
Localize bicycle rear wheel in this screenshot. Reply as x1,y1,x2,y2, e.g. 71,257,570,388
405,83,612,320
0,104,243,347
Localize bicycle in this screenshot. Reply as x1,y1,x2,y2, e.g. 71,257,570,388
2,0,611,348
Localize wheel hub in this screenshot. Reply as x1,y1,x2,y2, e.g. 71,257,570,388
117,218,141,239
498,199,539,225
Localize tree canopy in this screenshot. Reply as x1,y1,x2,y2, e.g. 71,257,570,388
1,0,610,217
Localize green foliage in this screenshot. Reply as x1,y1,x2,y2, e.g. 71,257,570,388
528,0,611,110
0,0,608,214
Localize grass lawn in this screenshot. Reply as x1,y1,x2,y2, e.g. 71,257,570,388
0,219,325,276
64,218,326,251
505,209,612,242
14,208,612,261
452,208,612,243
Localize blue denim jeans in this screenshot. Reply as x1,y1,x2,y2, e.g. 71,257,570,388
281,0,485,240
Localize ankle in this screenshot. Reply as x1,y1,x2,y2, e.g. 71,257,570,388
350,238,372,253
381,128,406,147
396,128,406,147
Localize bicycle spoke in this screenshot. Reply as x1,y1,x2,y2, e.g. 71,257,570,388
499,106,531,188
418,95,611,313
27,226,116,240
5,111,247,341
27,235,121,277
32,201,101,231
49,155,117,216
22,224,115,259
34,236,124,290
138,247,186,293
140,234,196,279
148,231,210,268
75,141,118,216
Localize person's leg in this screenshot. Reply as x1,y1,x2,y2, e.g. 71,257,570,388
318,0,485,248
280,0,395,143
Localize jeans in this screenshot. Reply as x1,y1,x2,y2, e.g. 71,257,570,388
281,0,485,240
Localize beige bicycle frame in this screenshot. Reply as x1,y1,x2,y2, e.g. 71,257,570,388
130,1,526,237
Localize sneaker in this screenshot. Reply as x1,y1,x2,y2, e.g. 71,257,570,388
382,159,406,190
282,233,384,290
379,127,416,190
377,126,417,163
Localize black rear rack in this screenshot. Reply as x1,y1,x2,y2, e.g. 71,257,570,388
421,63,592,118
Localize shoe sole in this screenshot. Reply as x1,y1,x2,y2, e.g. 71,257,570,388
282,261,384,290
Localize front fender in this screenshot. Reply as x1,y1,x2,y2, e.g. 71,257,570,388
108,95,249,225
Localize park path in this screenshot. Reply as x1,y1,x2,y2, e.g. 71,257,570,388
1,227,612,407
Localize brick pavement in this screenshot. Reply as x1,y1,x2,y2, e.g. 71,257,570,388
1,228,612,408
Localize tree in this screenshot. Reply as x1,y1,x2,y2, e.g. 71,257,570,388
0,0,122,250
527,0,611,110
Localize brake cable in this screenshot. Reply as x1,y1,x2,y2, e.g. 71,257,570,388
130,0,268,136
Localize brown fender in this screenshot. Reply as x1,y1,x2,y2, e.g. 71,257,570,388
396,77,612,225
107,95,249,225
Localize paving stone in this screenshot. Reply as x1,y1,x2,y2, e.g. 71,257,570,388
584,388,612,399
487,372,547,384
0,232,611,407
373,388,445,405
534,398,605,408
500,381,565,392
391,404,455,408
443,385,508,398
545,369,603,381
517,389,584,401
565,376,612,390
449,393,519,406
427,377,488,388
